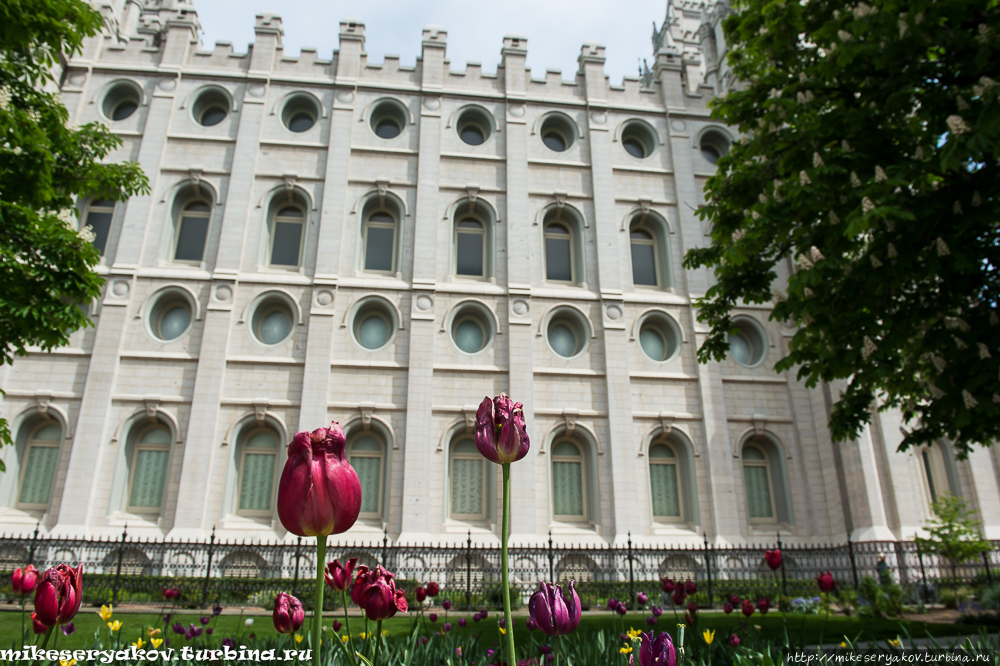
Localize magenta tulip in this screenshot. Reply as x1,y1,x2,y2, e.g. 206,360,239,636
31,613,47,634
723,602,733,614
429,612,438,623
272,592,304,635
351,566,372,607
33,564,83,628
742,599,754,617
528,581,581,637
425,581,440,597
729,634,741,647
671,589,685,606
12,564,38,596
459,617,467,628
661,578,675,594
443,600,452,611
525,618,535,630
277,422,361,537
163,587,180,600
325,557,357,592
637,592,648,605
686,600,697,615
764,549,782,571
757,596,770,615
333,620,342,631
443,622,452,632
358,566,407,621
651,606,662,617
816,571,837,593
414,586,426,603
684,579,697,595
474,394,530,464
638,630,676,666
646,616,656,626
729,594,741,606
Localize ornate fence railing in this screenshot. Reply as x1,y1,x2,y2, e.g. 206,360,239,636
0,527,995,611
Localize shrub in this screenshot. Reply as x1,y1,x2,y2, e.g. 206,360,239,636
979,582,1000,611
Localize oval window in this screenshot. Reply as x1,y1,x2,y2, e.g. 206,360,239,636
251,298,295,346
356,312,390,350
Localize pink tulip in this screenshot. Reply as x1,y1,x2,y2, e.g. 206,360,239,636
276,422,361,537
325,557,357,592
358,566,407,621
474,394,530,464
33,564,83,628
272,592,304,635
527,581,581,637
817,571,837,593
765,549,782,571
12,564,38,595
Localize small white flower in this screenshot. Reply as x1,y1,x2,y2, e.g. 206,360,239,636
798,254,814,269
915,12,924,24
962,390,978,409
246,618,254,627
870,255,882,268
828,42,838,52
976,24,991,44
759,192,769,204
804,288,814,298
11,145,22,155
862,197,875,214
936,237,950,256
829,210,841,224
885,219,895,232
769,88,781,99
840,195,848,204
841,140,851,152
813,152,824,167
978,343,992,359
956,96,970,111
862,336,877,360
838,30,852,42
946,115,971,136
954,336,968,350
799,72,808,83
931,356,947,372
850,171,862,188
800,170,811,186
874,165,887,182
805,90,814,102
0,86,10,110
993,394,1000,405
971,191,981,207
78,225,96,243
914,146,925,160
732,229,745,242
898,20,908,37
769,123,778,133
797,91,806,104
855,2,871,17
56,209,75,228
887,243,897,258
752,210,761,220
810,246,825,262
953,201,963,214
928,383,946,399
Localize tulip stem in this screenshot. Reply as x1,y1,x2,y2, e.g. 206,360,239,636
500,463,516,666
373,619,383,666
313,536,325,666
19,598,25,650
342,589,357,665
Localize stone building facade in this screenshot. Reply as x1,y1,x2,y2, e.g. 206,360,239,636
1,0,998,546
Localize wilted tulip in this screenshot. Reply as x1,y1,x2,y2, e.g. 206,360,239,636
729,634,741,647
765,549,782,571
33,564,83,628
357,566,407,621
325,558,357,592
272,592,305,635
661,578,675,594
816,571,837,593
528,581,582,637
723,602,733,615
637,592,648,605
637,630,676,666
757,597,771,615
426,581,440,597
741,599,754,617
685,579,697,595
277,422,361,537
671,589,685,606
163,588,180,600
12,565,38,595
474,394,530,464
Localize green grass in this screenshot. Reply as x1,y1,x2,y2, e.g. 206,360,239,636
0,607,987,652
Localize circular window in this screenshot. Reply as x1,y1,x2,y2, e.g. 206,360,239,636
250,296,295,346
539,113,577,152
728,317,768,366
636,312,681,363
192,87,231,127
545,307,590,359
101,82,141,122
700,130,731,164
449,302,495,355
351,298,397,351
370,99,408,139
620,120,657,159
148,293,193,342
455,106,493,146
281,93,321,133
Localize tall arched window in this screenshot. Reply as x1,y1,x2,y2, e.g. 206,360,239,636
455,218,486,277
920,444,955,505
82,199,115,255
173,200,211,262
127,426,171,514
552,439,586,521
363,209,398,274
450,438,486,520
269,205,305,267
742,443,776,522
237,428,279,516
628,214,670,289
348,433,384,518
649,440,682,520
544,222,574,283
17,422,62,509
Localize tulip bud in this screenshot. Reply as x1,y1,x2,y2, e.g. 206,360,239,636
638,630,677,666
12,565,38,596
474,394,530,465
741,599,754,617
414,586,426,603
764,549,782,571
33,564,83,628
637,592,648,605
443,600,452,611
816,571,837,593
528,581,582,637
661,578,675,594
429,612,438,623
277,423,362,537
272,592,305,635
684,579,697,595
325,557,358,592
723,602,733,614
426,581,440,597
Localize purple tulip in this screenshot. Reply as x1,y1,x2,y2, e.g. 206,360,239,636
637,592,648,605
729,634,741,647
443,600,452,611
429,612,438,623
184,629,193,640
61,622,76,636
651,606,663,617
620,632,629,642
616,602,628,616
333,619,342,631
459,617,467,627
472,612,482,622
357,566,407,621
528,581,582,637
163,613,172,624
192,625,203,638
499,616,506,628
200,616,210,625
273,592,305,635
325,557,358,592
276,423,362,537
685,579,697,595
646,615,657,626
526,618,536,631
421,637,428,645
607,597,618,611
212,604,223,616
540,645,552,654
638,630,677,666
222,638,235,649
172,623,185,635
443,622,452,633
474,394,530,464
32,564,83,628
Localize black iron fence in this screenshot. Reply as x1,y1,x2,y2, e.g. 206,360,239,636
0,527,995,611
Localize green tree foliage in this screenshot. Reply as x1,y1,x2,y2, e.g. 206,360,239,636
914,494,991,584
683,0,1000,457
0,0,149,467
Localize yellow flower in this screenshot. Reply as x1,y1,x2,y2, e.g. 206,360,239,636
619,646,633,655
839,642,848,648
499,626,506,635
147,627,161,638
97,605,113,621
626,627,642,640
151,638,163,649
888,639,901,648
132,638,145,650
341,636,349,644
108,620,123,632
703,629,716,645
359,632,367,640
294,634,303,644
60,660,77,666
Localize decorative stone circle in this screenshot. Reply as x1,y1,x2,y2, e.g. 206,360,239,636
508,104,525,118
423,98,441,110
247,84,265,97
415,295,433,311
157,78,176,91
336,91,354,104
214,285,232,302
315,290,333,306
111,280,130,297
605,304,623,321
671,119,687,132
590,111,607,125
511,299,529,316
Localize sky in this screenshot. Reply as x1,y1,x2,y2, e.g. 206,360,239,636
194,0,669,86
